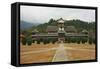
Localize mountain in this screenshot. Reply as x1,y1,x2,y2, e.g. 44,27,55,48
20,21,39,30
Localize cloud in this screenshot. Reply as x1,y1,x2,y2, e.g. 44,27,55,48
20,5,95,24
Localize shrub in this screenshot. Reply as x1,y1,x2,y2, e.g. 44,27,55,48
40,38,43,43
88,37,93,44
65,37,68,43
65,37,74,43
70,37,77,43
81,37,87,44
43,39,47,44
46,38,50,44
47,38,57,44
37,39,40,44
93,38,95,44
76,37,81,44
27,40,32,45
32,40,35,43
27,36,32,46
67,37,71,43
52,40,56,44
54,38,57,43
22,38,27,45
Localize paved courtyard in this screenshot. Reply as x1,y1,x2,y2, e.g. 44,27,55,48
20,43,95,64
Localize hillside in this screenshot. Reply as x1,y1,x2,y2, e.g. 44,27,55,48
21,18,95,34
20,20,40,30
35,19,95,33
20,21,34,30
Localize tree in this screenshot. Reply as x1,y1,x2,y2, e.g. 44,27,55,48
48,18,54,24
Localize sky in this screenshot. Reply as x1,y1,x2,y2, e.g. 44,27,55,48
20,5,95,24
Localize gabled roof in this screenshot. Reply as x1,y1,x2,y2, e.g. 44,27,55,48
82,29,88,33
47,26,58,32
58,30,66,33
65,26,77,32
32,29,39,32
57,18,65,23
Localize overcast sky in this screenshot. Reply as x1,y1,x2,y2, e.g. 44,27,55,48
20,5,95,24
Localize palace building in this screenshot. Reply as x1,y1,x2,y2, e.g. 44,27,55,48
32,18,88,43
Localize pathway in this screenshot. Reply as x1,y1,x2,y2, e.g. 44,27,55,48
52,43,68,62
